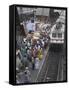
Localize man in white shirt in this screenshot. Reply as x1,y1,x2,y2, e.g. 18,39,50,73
26,20,36,32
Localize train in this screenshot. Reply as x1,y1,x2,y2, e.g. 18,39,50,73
49,10,65,48
50,22,65,45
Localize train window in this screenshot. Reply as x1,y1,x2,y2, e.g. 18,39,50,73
58,33,62,38
52,33,56,37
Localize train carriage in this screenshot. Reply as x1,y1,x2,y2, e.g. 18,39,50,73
50,22,65,45
49,10,65,48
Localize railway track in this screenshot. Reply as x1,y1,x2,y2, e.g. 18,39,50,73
43,46,66,82
44,51,60,82
36,45,66,83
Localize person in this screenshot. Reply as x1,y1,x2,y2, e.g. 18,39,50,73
23,67,31,83
16,48,22,72
32,57,35,70
27,49,32,62
37,47,43,60
35,57,40,69
26,20,36,32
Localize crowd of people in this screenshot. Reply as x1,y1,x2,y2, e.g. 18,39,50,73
16,19,51,83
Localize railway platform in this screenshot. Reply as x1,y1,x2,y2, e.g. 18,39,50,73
16,45,50,83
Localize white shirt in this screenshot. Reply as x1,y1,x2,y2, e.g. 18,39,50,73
26,22,35,32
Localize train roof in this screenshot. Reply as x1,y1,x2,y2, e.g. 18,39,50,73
51,23,65,33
